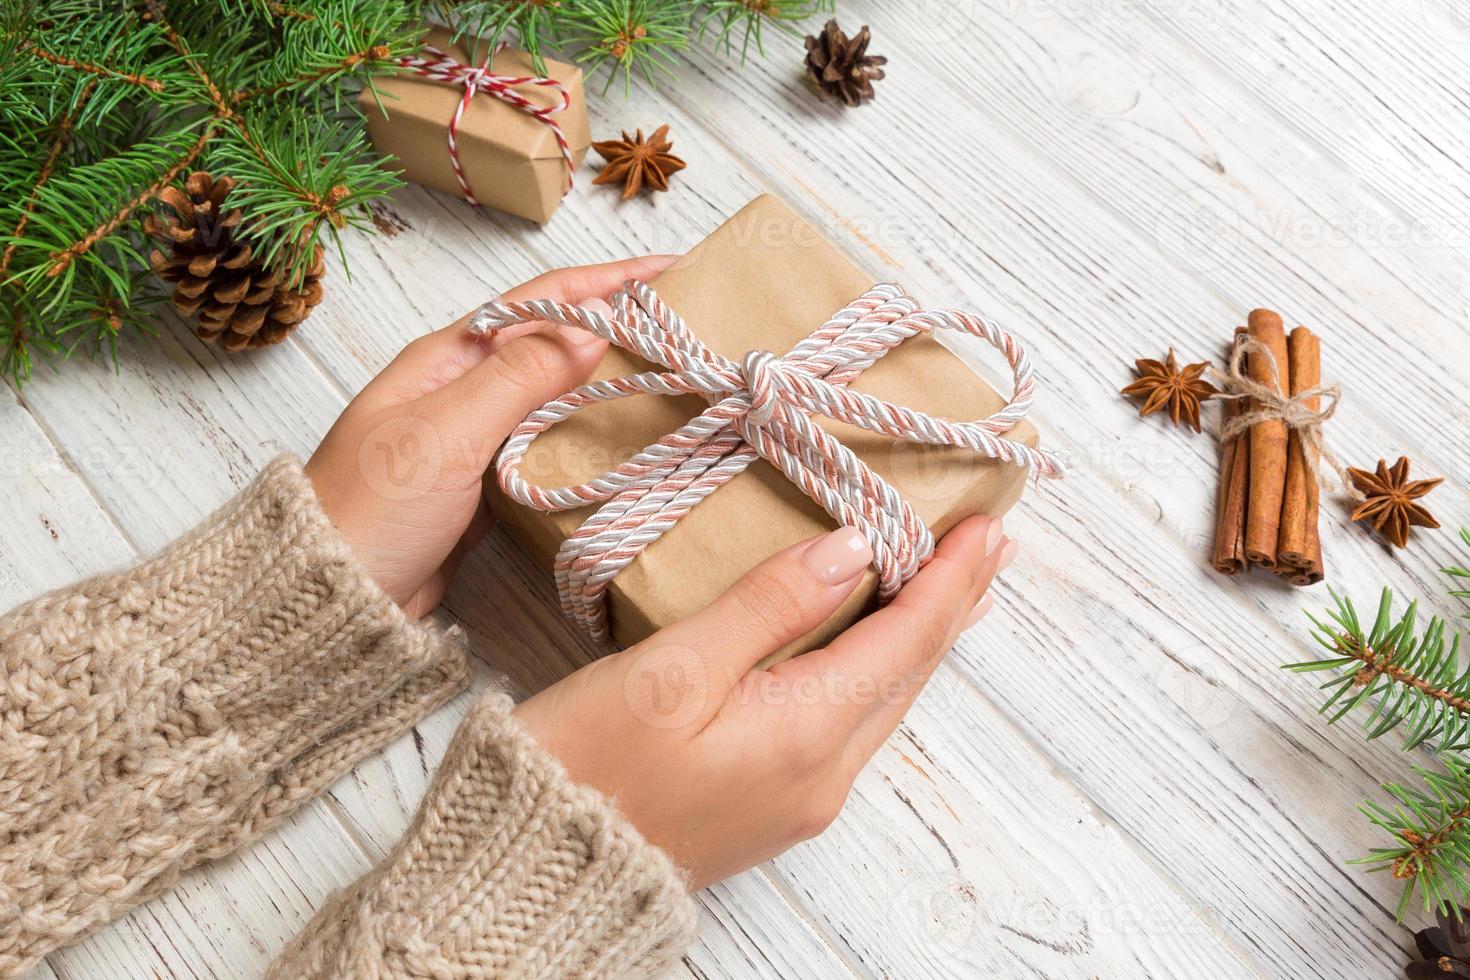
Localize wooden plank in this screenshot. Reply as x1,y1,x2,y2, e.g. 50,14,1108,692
770,669,1256,976
1136,0,1470,230
636,13,1467,974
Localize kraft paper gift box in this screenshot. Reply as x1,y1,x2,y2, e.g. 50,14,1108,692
486,194,1040,664
361,27,591,223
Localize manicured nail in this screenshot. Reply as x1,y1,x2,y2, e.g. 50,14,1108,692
557,298,610,346
962,593,995,630
803,527,872,585
984,517,1004,556
997,538,1020,571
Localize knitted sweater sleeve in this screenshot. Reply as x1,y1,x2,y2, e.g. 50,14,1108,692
0,455,468,976
267,690,702,979
1,454,700,978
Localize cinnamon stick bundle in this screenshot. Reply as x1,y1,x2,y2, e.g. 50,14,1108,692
1211,329,1250,575
1278,326,1323,585
1209,311,1326,587
1243,309,1290,569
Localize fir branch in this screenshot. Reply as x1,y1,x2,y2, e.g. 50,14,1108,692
555,0,689,91
695,0,831,60
44,125,215,280
1287,588,1470,750
1282,540,1470,919
1447,528,1470,606
18,41,167,92
1,82,93,280
208,110,401,284
447,0,563,72
265,0,318,21
234,0,417,105
237,43,390,100
1355,756,1470,919
150,1,232,112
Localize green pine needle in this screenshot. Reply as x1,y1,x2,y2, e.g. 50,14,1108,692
695,0,833,61
555,0,690,93
1284,542,1470,918
0,0,417,385
1,0,824,385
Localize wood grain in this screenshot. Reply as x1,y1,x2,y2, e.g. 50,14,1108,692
3,3,1466,976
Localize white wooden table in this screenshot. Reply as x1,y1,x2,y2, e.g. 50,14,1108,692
9,2,1470,976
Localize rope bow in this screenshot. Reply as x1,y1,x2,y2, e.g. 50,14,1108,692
1209,335,1356,497
468,281,1067,640
394,44,574,207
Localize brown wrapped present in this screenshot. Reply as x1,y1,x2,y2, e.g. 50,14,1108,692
361,27,591,223
485,195,1053,663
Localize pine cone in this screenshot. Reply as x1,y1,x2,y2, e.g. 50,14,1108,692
1409,907,1470,979
146,171,325,351
803,20,886,107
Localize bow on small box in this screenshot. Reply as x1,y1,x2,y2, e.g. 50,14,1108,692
469,281,1066,641
393,43,575,207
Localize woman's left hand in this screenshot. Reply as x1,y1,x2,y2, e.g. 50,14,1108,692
305,255,677,618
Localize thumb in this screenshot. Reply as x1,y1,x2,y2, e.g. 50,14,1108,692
421,297,611,478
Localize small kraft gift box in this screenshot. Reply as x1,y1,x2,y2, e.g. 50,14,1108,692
478,195,1065,664
361,26,592,223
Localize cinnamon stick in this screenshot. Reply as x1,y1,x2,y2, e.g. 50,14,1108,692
1211,329,1250,575
1243,309,1290,568
1279,326,1323,585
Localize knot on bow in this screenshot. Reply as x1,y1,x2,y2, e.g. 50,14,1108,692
467,280,1066,642
394,44,574,207
739,349,784,427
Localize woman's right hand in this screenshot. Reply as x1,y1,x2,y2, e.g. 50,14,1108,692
514,516,1017,890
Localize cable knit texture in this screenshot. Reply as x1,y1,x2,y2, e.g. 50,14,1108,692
267,689,700,979
0,454,701,979
0,455,471,977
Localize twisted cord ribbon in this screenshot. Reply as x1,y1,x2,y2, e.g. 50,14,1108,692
1210,335,1357,497
394,44,574,207
468,280,1067,641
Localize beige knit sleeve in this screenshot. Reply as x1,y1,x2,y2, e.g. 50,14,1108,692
0,455,471,978
267,689,702,979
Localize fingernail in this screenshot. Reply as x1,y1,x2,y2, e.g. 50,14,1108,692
997,538,1020,571
962,593,995,630
984,517,1004,556
556,298,611,347
802,527,872,585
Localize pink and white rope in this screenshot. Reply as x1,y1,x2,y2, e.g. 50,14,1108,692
468,281,1067,641
394,44,574,207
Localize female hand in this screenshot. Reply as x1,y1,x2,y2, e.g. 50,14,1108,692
515,516,1018,890
305,255,677,618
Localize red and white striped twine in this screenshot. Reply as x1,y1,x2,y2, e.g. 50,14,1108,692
394,44,574,207
468,281,1067,641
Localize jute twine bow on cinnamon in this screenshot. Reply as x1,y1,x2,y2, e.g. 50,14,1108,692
1210,335,1357,498
469,280,1067,641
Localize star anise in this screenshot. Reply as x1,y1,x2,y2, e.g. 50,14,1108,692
1408,905,1470,979
591,125,686,200
1120,349,1217,432
1347,457,1442,549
